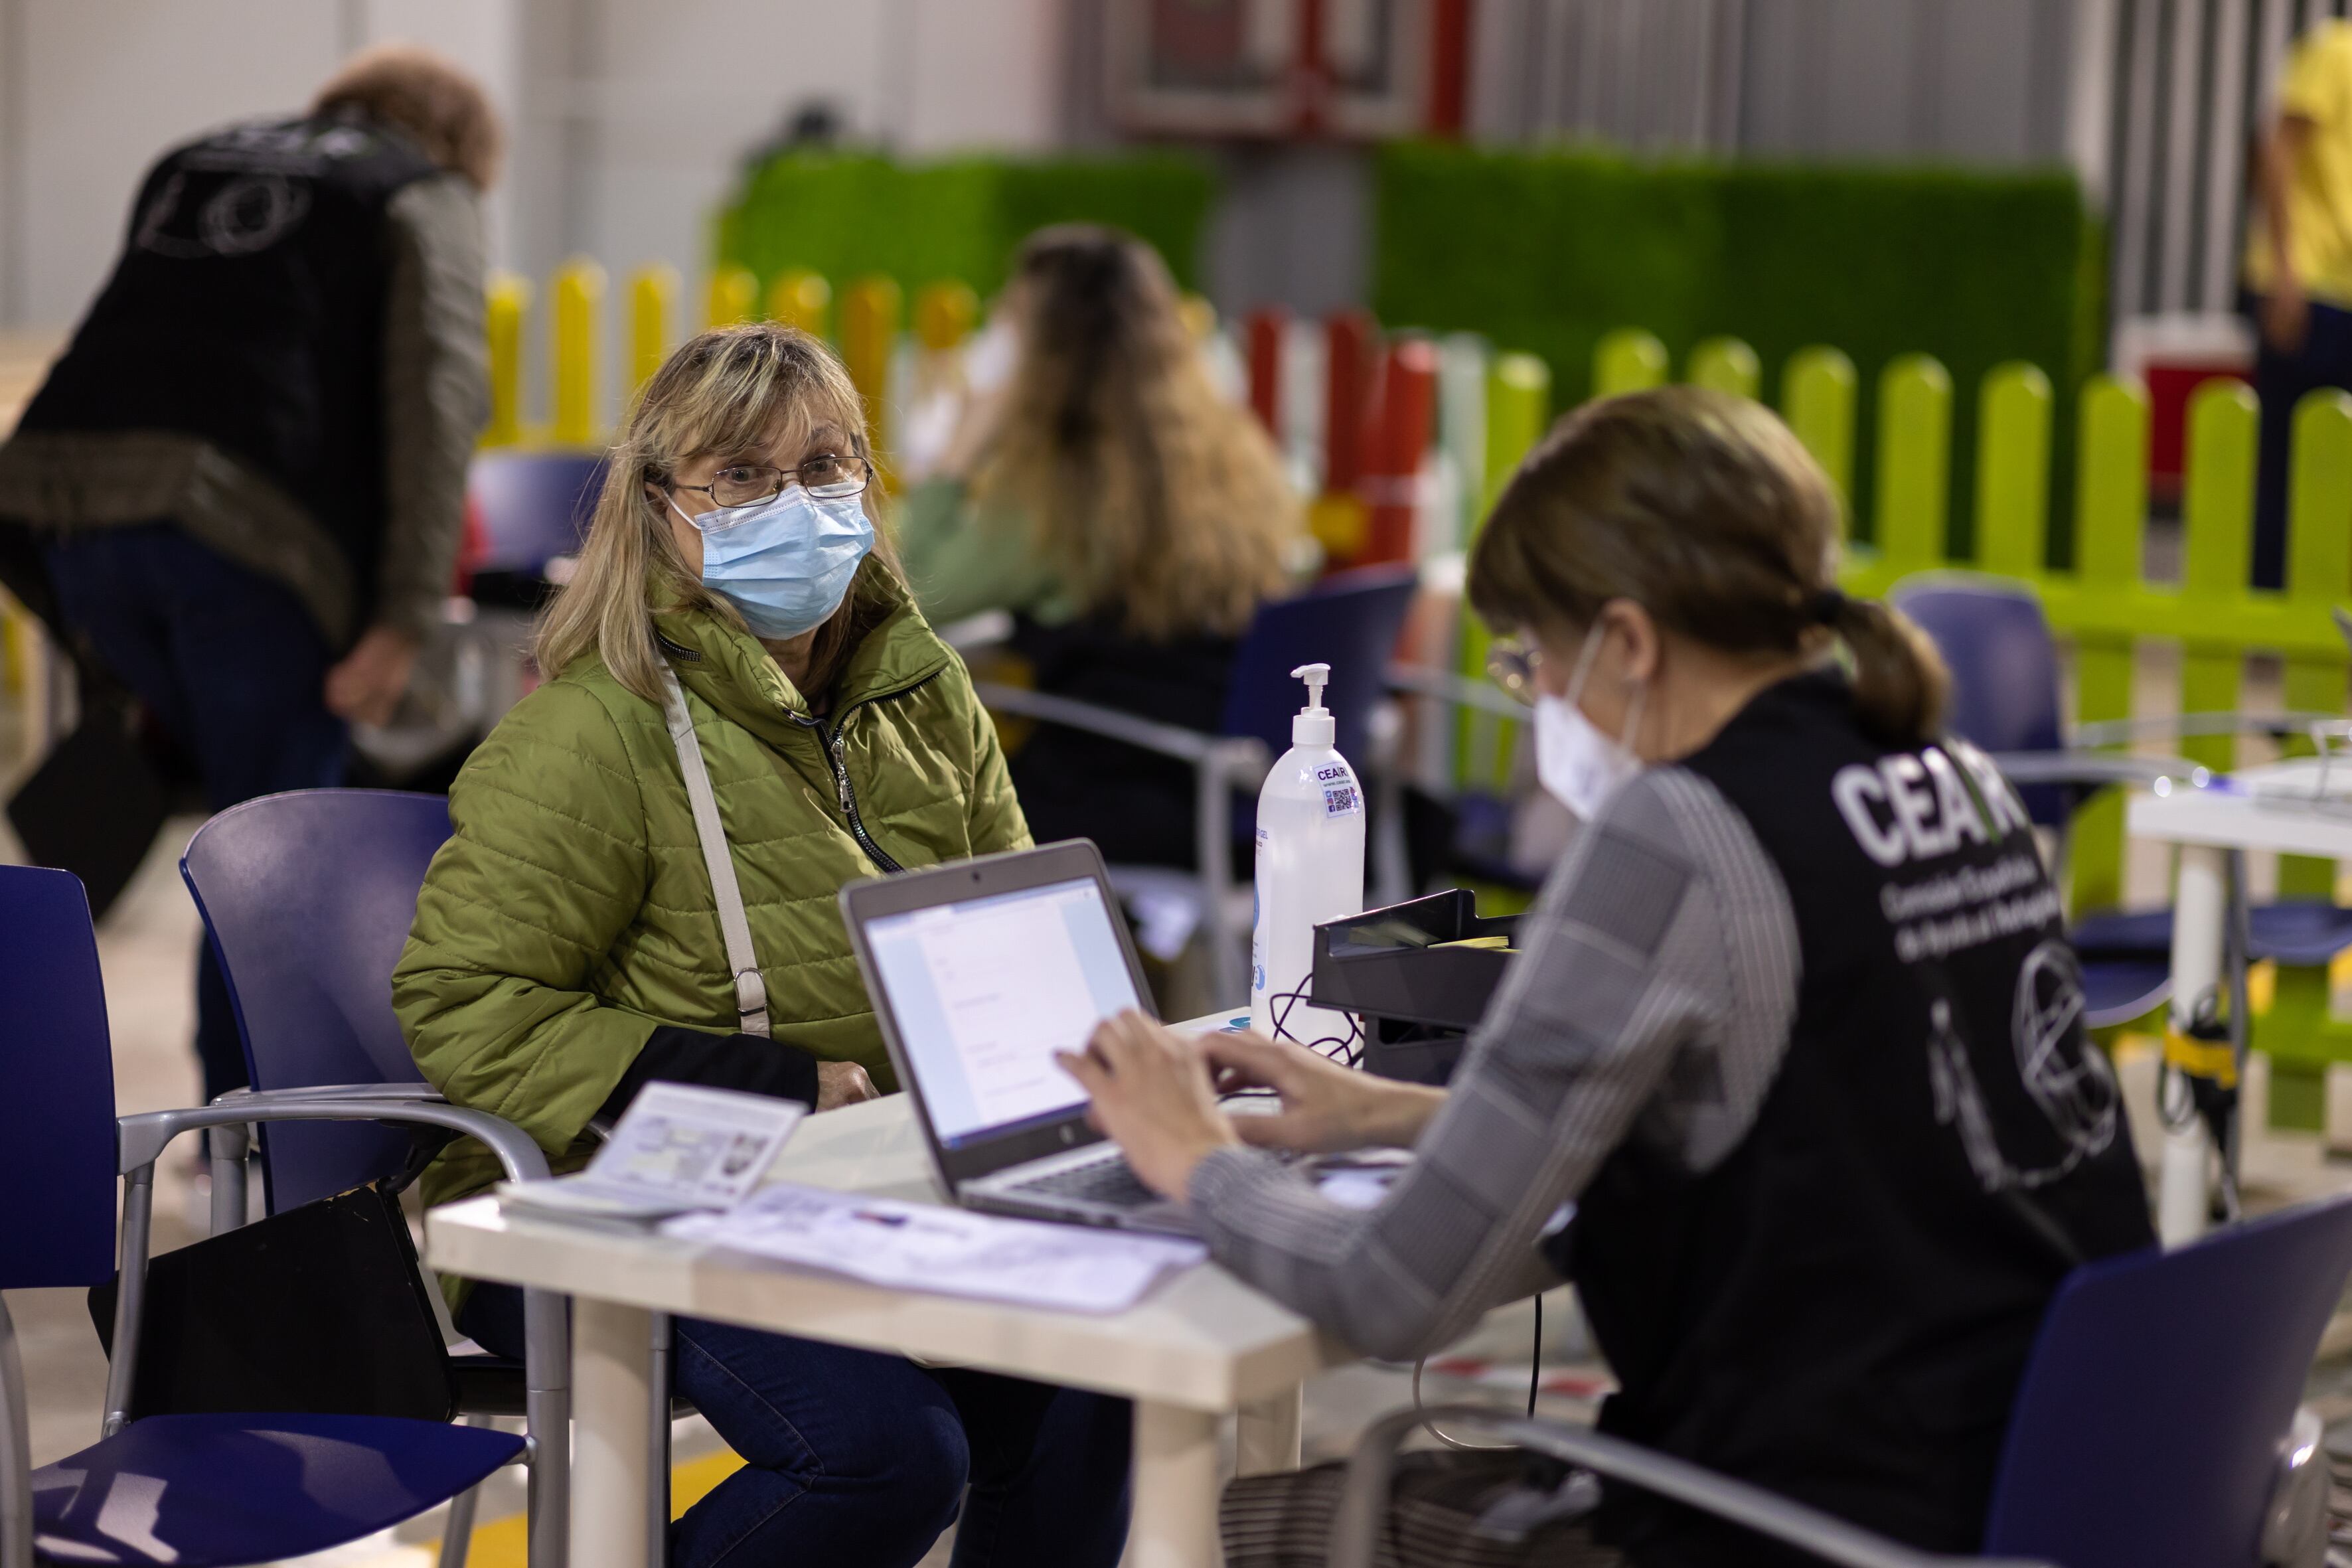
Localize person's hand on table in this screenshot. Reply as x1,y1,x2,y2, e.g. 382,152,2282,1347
1200,1028,1445,1153
815,1059,878,1111
1056,1010,1239,1199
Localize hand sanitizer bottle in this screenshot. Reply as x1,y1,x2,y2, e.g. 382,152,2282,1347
1249,663,1368,1046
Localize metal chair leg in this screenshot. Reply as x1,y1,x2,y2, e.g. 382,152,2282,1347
649,1312,672,1568
0,1300,36,1568
521,1287,570,1568
437,1470,483,1568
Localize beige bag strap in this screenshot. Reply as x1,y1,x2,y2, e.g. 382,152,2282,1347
657,662,771,1038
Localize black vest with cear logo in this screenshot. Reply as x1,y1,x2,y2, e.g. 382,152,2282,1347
19,114,436,613
1556,673,2153,1567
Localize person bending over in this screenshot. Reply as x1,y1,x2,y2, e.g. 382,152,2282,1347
394,323,1130,1568
0,45,495,1100
1061,386,2154,1567
897,224,1302,870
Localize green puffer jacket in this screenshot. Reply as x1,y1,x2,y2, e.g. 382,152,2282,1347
392,562,1029,1216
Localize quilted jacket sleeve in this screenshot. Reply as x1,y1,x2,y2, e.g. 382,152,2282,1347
392,680,666,1156
963,670,1032,857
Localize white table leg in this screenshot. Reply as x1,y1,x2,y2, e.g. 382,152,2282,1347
572,1298,657,1568
1233,1389,1302,1478
2159,844,2227,1245
1124,1401,1223,1568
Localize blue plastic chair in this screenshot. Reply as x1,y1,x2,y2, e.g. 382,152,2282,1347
1219,566,1420,773
1891,577,2352,1028
1342,1192,2352,1567
0,864,529,1568
181,789,451,1213
468,451,605,574
182,787,668,1568
973,566,1419,1004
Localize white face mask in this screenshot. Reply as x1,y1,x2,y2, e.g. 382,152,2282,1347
1533,623,1646,820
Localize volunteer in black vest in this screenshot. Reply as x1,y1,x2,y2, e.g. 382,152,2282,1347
0,46,496,1100
1062,386,2156,1567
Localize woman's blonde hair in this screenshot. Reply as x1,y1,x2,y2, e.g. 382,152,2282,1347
313,44,503,190
1468,386,1950,745
536,322,896,702
971,224,1296,640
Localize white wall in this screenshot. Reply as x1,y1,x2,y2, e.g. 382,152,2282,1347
519,0,1065,289
0,0,1064,333
0,0,523,329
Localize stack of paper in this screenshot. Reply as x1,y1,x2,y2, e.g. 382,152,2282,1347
497,1083,808,1224
663,1184,1206,1314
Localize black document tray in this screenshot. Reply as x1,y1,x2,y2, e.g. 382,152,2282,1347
1308,889,1519,1036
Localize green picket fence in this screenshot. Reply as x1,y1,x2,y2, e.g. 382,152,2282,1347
1464,328,2352,1127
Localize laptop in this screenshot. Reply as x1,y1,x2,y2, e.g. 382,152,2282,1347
840,840,1196,1235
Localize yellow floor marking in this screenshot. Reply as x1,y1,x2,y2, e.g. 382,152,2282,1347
439,1450,747,1567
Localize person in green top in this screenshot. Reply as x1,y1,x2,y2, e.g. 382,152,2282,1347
898,224,1304,869
392,323,1131,1568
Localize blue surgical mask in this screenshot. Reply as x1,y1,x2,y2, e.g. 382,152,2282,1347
672,484,874,641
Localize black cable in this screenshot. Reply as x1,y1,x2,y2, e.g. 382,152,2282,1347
1529,1294,1543,1418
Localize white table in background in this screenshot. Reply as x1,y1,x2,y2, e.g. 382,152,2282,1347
424,1032,1348,1568
2128,761,2352,1243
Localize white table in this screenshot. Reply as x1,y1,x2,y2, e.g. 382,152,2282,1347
425,1082,1350,1568
2128,761,2352,1242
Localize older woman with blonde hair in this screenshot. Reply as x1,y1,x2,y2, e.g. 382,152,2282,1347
899,223,1302,868
393,322,1132,1568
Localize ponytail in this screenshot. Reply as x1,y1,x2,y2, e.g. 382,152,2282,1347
1819,591,1949,746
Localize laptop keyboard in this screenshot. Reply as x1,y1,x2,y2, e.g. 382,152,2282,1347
1012,1157,1161,1209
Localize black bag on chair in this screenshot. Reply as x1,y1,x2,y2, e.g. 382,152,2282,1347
87,1183,458,1422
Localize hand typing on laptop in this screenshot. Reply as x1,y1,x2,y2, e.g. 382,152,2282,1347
1059,1011,1449,1199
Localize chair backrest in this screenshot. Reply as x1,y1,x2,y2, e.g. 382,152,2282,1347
181,790,453,1212
1219,565,1419,763
0,867,119,1289
467,451,606,573
1983,1194,2352,1566
1889,576,2068,826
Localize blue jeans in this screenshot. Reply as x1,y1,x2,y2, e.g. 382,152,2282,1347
460,1286,1133,1568
42,523,347,1098
2246,290,2352,589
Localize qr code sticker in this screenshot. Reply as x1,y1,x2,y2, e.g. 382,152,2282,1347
1324,783,1362,817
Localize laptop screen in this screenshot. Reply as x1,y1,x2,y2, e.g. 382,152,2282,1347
863,876,1142,1148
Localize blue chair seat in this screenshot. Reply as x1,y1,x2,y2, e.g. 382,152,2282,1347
2069,907,2174,957
2069,900,2352,970
2082,955,2171,1028
2248,898,2352,967
33,1413,522,1567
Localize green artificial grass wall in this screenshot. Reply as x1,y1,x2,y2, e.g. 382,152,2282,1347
1373,143,2108,564
716,150,1219,303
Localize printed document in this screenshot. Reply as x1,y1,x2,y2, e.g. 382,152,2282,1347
663,1183,1206,1313
498,1083,807,1223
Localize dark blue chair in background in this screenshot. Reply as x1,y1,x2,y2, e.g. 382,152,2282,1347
972,565,1419,1004
1891,576,2352,1029
183,788,685,1568
180,789,572,1568
1346,1190,2352,1567
181,790,454,1215
467,451,605,578
0,864,534,1568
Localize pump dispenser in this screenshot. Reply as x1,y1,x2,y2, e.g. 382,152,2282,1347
1249,663,1368,1045
1291,663,1336,747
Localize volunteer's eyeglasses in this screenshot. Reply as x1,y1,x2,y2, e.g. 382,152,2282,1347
1486,641,1543,708
673,453,872,510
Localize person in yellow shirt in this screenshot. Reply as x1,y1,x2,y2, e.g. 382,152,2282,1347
2246,20,2352,588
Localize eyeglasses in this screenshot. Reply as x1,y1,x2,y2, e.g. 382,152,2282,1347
1486,641,1543,708
673,453,872,511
